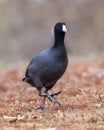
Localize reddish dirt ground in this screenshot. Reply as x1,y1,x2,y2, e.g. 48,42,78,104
0,58,104,130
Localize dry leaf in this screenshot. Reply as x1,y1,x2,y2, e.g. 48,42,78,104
57,110,64,118
17,115,25,121
3,115,17,122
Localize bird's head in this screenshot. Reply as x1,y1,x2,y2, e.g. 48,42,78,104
54,22,67,34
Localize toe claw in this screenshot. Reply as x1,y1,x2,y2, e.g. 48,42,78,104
36,105,45,110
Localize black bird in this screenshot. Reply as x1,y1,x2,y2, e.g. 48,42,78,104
23,22,68,110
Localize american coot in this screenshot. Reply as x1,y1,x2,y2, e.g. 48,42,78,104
23,22,68,110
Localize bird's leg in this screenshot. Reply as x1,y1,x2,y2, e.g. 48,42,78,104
37,90,48,110
37,90,61,110
37,96,46,110
39,90,47,97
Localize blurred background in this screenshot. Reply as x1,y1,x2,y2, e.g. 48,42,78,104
0,0,104,64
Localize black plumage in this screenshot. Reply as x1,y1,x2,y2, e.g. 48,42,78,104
23,22,68,110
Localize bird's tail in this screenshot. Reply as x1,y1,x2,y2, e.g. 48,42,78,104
22,77,30,82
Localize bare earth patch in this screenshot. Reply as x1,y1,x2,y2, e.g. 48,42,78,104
0,58,104,130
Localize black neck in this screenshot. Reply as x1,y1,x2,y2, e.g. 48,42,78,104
53,31,65,47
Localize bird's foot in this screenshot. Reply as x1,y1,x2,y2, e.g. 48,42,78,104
47,95,60,106
37,91,61,109
47,91,61,106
